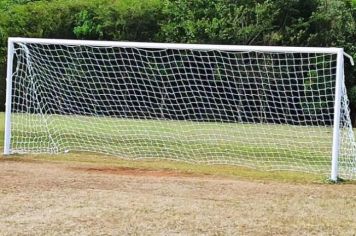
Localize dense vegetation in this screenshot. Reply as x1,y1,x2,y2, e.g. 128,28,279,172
0,0,355,123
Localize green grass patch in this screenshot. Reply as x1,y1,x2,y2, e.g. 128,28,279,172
1,112,355,182
5,113,335,172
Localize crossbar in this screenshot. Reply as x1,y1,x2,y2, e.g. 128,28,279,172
8,37,342,54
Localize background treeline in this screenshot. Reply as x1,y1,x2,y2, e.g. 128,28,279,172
0,0,355,123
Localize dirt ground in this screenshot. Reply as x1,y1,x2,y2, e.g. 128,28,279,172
0,159,355,236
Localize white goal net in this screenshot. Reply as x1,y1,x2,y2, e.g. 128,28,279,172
4,38,356,180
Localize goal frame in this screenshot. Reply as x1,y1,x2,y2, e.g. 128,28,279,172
3,37,350,181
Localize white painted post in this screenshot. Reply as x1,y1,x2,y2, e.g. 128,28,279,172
4,39,14,155
330,49,344,182
8,37,342,54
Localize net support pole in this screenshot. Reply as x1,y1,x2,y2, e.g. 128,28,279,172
331,49,344,182
4,39,14,155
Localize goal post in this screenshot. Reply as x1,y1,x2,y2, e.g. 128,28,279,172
4,37,356,181
331,49,344,181
4,38,15,156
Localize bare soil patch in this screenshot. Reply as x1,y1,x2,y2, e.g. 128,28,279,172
0,159,355,236
70,166,197,178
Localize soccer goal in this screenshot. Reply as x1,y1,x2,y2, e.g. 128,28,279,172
3,37,355,181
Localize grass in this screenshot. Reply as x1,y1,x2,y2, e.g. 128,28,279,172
0,113,356,181
1,112,355,182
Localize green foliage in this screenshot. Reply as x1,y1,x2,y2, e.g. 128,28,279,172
285,0,355,47
158,0,355,113
73,0,163,41
0,0,93,41
0,0,97,110
348,85,356,109
159,0,278,44
73,9,101,39
158,0,320,45
0,0,355,123
0,0,51,10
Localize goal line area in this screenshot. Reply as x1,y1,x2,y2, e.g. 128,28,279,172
3,38,356,181
7,113,352,178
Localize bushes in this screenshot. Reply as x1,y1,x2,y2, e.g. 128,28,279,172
162,0,354,124
159,0,270,44
73,0,162,41
0,0,95,110
0,0,355,120
0,0,163,111
158,0,321,45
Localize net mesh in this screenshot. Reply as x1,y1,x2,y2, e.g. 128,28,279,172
9,42,356,179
